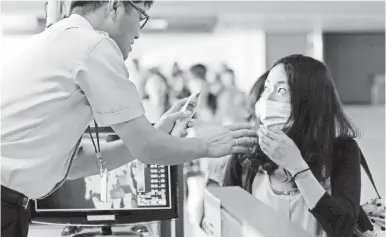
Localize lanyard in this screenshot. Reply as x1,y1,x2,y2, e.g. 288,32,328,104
40,120,107,200
87,120,106,177
87,120,109,202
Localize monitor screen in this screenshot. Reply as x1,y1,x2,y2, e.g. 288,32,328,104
31,127,179,226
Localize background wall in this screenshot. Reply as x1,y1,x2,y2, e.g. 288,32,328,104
265,33,309,69
128,31,266,93
324,33,385,104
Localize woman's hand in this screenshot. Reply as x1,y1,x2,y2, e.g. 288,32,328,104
257,125,309,175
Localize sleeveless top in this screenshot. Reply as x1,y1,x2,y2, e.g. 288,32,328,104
251,172,332,237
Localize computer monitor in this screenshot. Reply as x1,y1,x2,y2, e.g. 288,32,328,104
31,127,179,227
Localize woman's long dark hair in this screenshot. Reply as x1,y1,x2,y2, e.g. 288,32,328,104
240,54,359,182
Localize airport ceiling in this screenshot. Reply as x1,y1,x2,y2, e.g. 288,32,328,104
1,1,385,34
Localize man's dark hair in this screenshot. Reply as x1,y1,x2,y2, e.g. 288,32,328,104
239,54,359,183
70,0,153,15
189,64,207,80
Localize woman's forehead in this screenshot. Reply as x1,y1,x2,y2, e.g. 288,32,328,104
266,64,288,84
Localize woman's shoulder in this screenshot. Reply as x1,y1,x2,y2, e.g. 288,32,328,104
331,136,362,172
333,137,361,158
334,136,359,148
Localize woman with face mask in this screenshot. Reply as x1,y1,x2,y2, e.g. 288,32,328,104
192,54,372,237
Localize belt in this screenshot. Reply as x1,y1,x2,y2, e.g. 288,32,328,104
1,185,30,209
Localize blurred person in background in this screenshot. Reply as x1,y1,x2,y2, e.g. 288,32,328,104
216,68,248,125
219,62,231,72
171,62,182,84
126,58,146,98
187,68,249,217
184,64,208,198
142,68,171,123
169,63,190,102
209,73,225,100
191,54,370,237
184,64,221,206
186,64,217,121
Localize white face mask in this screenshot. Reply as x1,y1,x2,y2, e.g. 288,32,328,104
255,99,291,130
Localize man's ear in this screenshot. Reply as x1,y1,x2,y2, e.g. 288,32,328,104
105,0,118,21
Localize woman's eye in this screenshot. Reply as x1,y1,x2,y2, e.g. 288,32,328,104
278,88,287,94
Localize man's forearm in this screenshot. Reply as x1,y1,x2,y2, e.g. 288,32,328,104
68,140,135,180
112,117,209,165
142,136,208,165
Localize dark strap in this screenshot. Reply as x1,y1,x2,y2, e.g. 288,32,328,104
359,150,381,199
333,138,381,200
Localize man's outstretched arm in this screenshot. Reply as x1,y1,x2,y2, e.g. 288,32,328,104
68,139,134,180
68,100,192,180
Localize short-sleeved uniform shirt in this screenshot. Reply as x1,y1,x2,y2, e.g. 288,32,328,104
1,14,144,199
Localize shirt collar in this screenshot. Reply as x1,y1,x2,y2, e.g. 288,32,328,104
66,14,109,37
67,14,95,31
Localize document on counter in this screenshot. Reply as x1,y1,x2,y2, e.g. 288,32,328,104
202,189,222,237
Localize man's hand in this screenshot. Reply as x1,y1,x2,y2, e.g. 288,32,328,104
170,118,195,138
154,98,193,137
192,120,258,158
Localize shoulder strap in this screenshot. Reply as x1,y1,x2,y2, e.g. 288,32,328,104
359,150,381,199
333,138,381,199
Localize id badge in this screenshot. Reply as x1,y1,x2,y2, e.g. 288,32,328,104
100,169,108,203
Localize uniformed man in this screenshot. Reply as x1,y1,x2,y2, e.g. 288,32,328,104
1,1,257,236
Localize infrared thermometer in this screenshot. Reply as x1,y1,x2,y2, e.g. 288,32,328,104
180,92,201,121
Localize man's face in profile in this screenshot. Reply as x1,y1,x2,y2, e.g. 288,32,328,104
107,2,148,60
